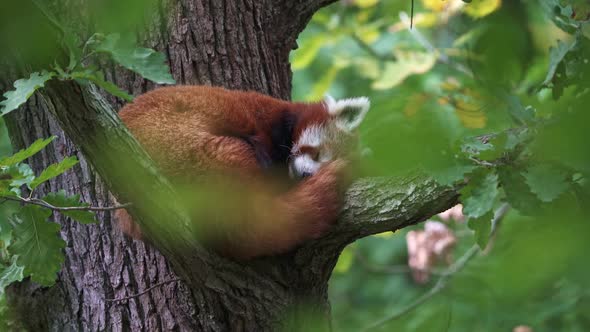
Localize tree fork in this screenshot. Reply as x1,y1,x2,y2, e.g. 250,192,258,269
1,0,459,330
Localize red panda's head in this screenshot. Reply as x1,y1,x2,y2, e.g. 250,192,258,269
289,95,370,179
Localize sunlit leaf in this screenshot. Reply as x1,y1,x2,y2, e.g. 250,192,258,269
334,246,354,273
353,0,379,8
0,72,55,116
292,35,328,70
463,0,502,18
43,190,97,224
354,57,380,79
0,258,24,295
8,164,35,193
30,156,79,190
373,231,395,238
355,26,380,44
371,51,436,90
422,0,461,12
7,205,65,286
454,99,487,129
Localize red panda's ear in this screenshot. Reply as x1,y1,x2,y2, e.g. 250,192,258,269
324,95,370,132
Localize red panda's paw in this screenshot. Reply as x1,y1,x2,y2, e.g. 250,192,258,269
317,158,354,193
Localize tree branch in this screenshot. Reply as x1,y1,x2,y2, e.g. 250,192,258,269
106,278,182,303
399,12,474,78
293,173,459,285
0,195,130,212
351,34,398,61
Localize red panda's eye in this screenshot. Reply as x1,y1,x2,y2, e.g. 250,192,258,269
299,146,320,161
312,150,320,161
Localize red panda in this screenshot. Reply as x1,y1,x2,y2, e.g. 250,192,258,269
116,85,370,259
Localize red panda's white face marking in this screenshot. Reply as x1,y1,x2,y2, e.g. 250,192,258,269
289,95,370,179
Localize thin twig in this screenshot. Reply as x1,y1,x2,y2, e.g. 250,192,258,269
0,195,131,212
410,0,414,29
354,249,445,276
351,34,397,62
362,203,510,331
399,12,474,78
106,278,182,303
468,157,501,168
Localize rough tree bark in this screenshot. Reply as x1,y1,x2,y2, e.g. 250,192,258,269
0,0,458,331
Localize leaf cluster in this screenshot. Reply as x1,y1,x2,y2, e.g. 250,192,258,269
0,3,175,115
0,136,96,293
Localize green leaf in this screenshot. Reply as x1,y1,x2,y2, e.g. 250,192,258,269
3,163,35,195
504,94,535,125
542,40,573,88
91,34,175,84
498,166,543,216
71,70,133,101
292,35,327,70
371,50,436,90
0,71,55,116
43,190,97,224
541,1,579,33
0,258,24,295
523,164,570,202
461,170,499,218
305,65,341,101
468,211,493,249
505,128,531,150
30,156,79,190
540,35,590,99
334,246,354,274
429,164,476,186
7,205,65,286
0,136,56,167
478,134,509,161
461,137,492,156
0,180,12,196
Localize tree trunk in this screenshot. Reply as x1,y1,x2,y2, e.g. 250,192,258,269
0,0,458,331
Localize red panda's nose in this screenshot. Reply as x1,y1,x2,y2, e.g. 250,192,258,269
300,171,313,178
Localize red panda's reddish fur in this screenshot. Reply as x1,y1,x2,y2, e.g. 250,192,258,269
116,85,349,259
